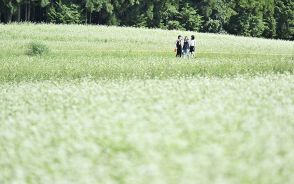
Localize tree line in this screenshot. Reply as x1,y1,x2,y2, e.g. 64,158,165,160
0,0,293,40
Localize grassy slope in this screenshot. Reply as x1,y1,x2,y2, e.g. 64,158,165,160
0,24,294,184
0,23,293,81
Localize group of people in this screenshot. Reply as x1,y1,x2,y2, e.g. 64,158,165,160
175,35,196,58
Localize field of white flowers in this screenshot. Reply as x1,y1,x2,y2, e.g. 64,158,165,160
0,24,293,81
0,24,294,184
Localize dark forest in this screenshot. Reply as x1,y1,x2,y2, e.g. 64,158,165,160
0,0,293,40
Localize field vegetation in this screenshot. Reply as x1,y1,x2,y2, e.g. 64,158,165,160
0,24,294,184
0,24,293,82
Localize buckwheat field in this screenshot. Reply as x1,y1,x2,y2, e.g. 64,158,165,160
0,24,294,184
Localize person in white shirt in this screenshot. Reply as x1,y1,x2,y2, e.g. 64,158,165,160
189,35,196,58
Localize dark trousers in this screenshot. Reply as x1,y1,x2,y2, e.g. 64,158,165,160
176,48,182,57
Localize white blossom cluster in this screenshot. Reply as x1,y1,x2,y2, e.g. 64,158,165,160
1,74,293,184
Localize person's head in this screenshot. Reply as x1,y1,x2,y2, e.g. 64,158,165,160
191,35,195,40
184,36,188,41
178,35,182,40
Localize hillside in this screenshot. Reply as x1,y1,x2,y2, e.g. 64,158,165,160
0,23,293,81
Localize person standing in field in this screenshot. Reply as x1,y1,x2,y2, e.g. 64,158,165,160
175,35,183,57
189,35,196,58
183,36,190,58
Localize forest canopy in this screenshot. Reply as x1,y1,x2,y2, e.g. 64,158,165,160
0,0,293,40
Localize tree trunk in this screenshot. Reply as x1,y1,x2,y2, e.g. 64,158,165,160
31,2,35,22
89,12,92,24
17,4,21,22
28,1,31,21
25,3,28,21
85,9,88,24
45,6,49,22
7,12,12,23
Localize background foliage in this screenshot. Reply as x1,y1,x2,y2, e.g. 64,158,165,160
0,0,293,40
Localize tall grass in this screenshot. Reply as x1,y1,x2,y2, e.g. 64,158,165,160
0,23,293,81
0,57,293,82
0,24,294,184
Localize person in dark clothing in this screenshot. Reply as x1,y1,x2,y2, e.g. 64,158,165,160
183,36,190,58
175,35,183,57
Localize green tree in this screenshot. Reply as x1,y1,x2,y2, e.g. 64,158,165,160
275,0,294,40
0,0,293,40
82,0,115,25
192,0,235,33
48,2,81,24
1,0,17,22
262,0,276,38
228,0,265,37
160,2,182,30
180,3,202,31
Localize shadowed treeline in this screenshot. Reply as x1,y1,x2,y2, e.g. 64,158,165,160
0,0,293,40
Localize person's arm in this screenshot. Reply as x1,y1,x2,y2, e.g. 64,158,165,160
175,40,178,48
